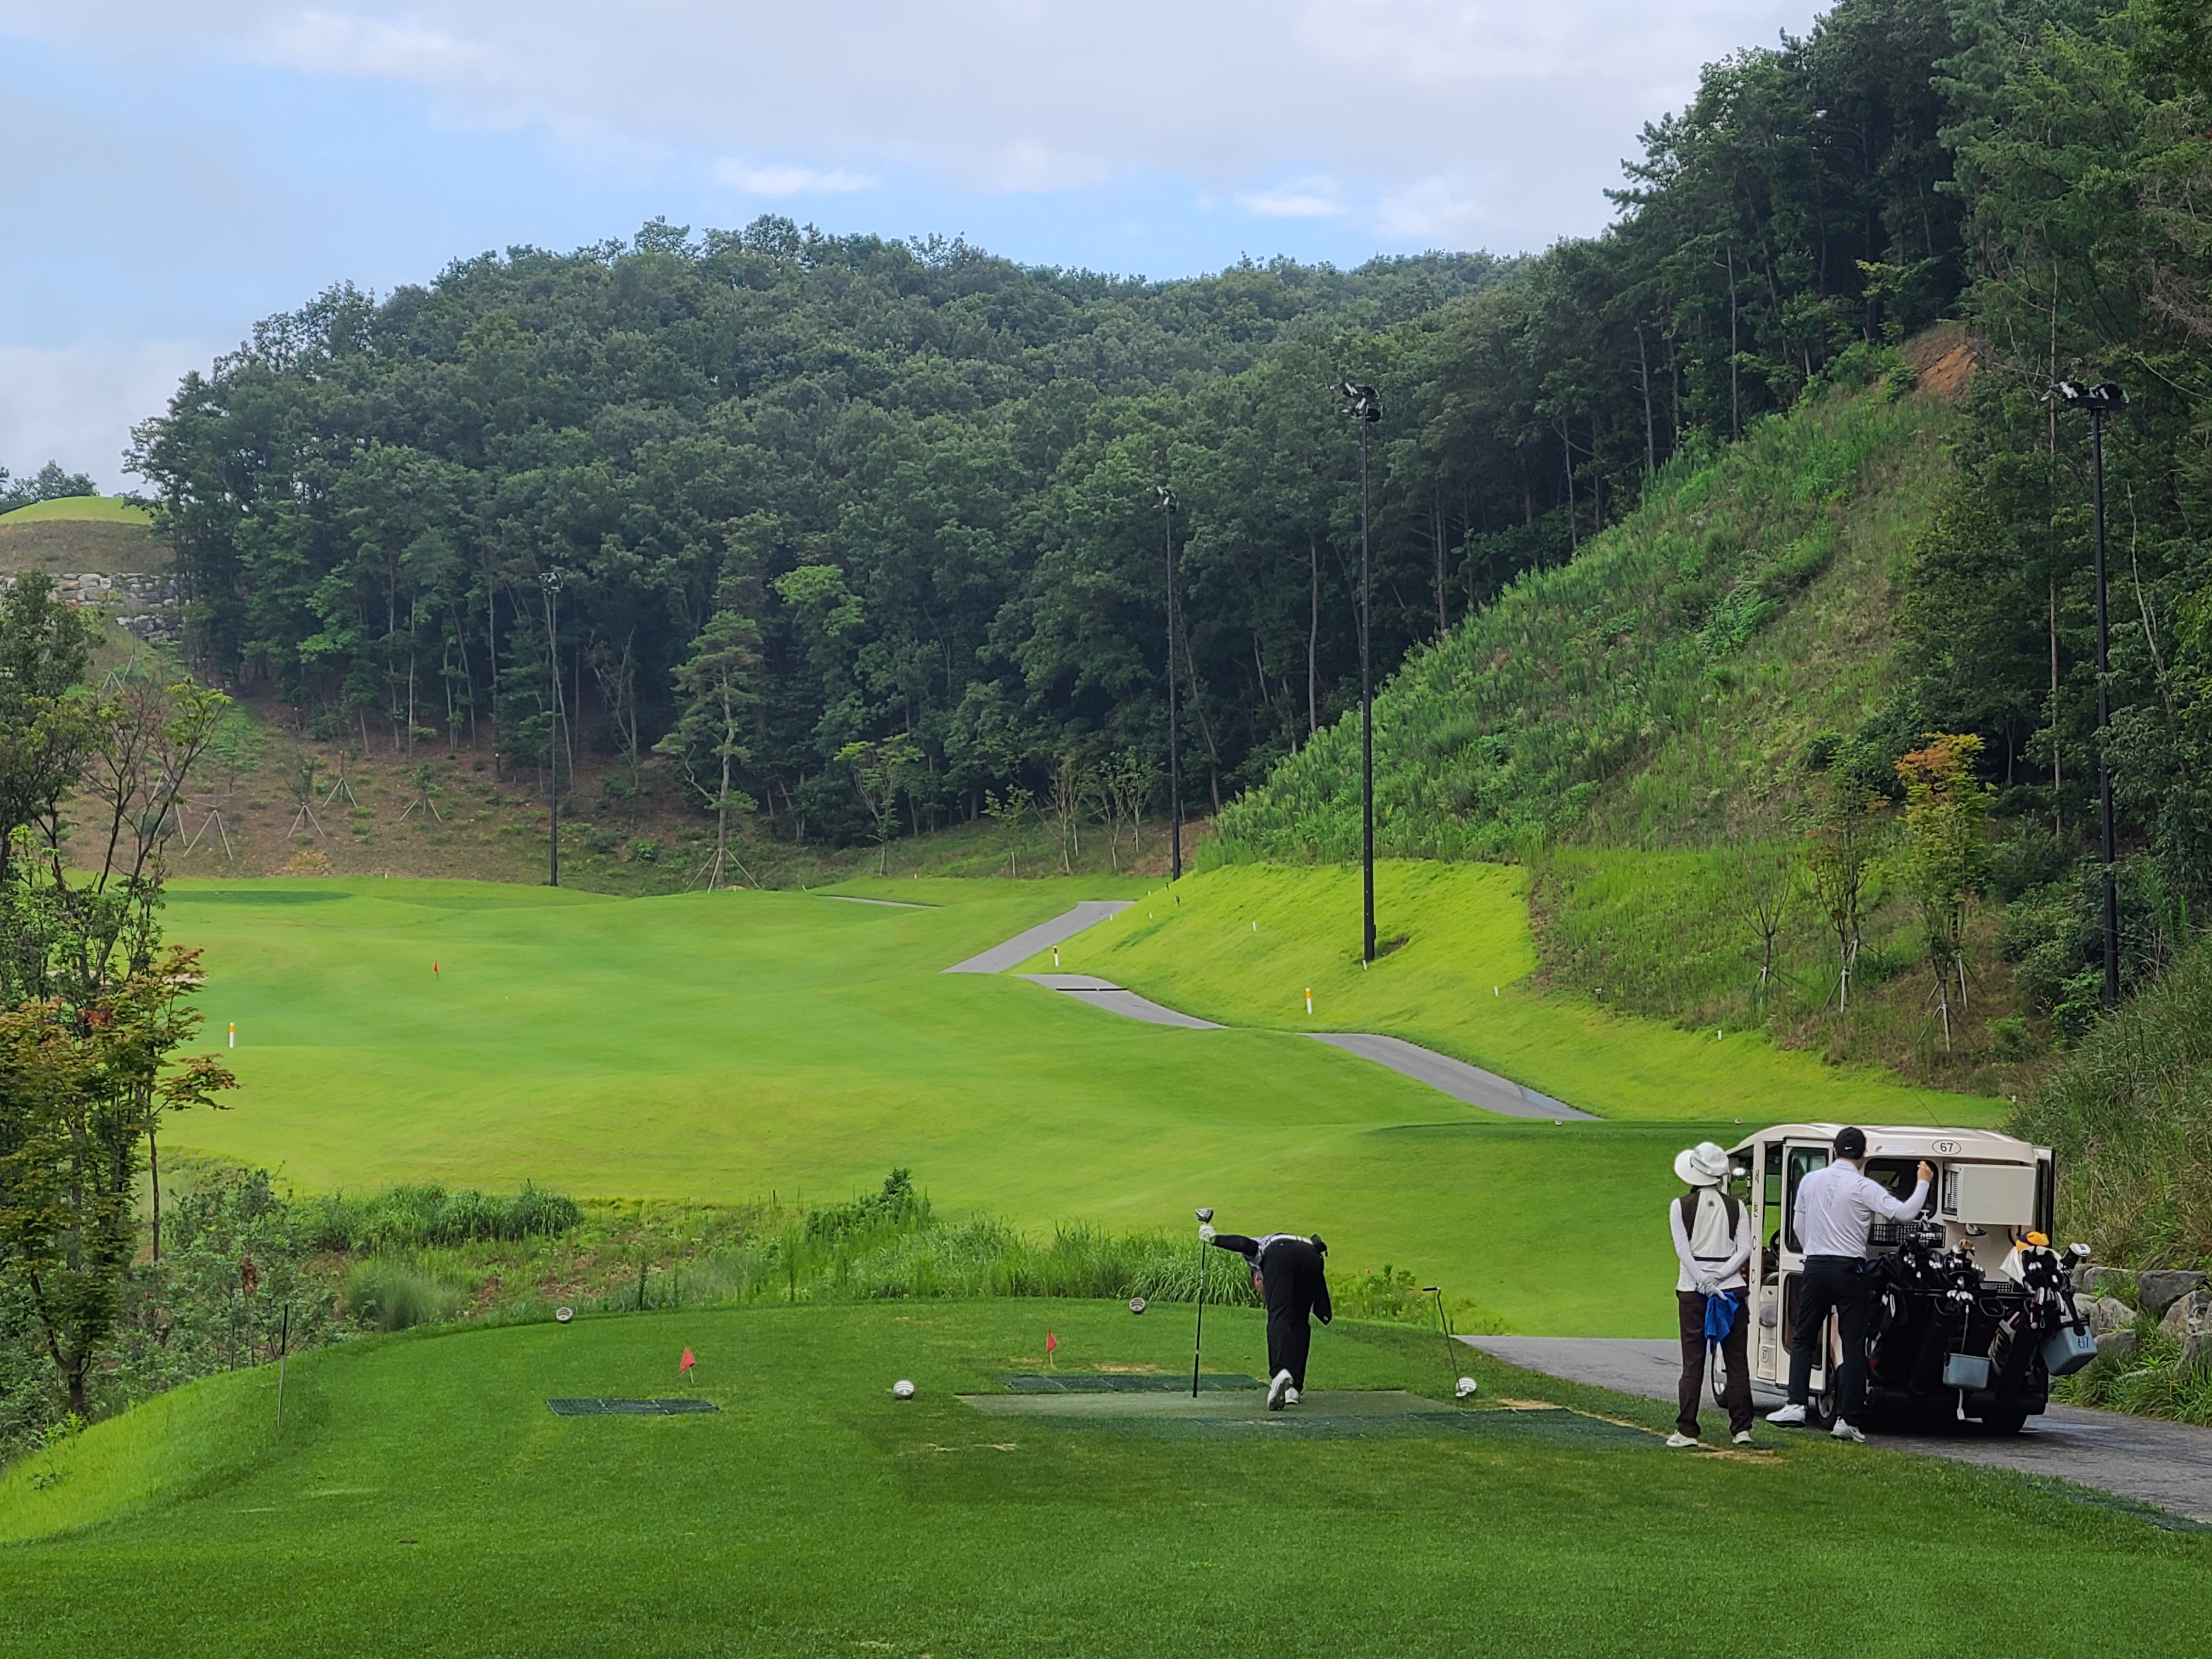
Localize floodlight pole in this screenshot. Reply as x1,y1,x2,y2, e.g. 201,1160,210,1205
542,568,562,888
1343,383,1381,963
1158,485,1182,883
2055,381,2125,1007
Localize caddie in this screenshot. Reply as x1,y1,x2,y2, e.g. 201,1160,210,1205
1666,1140,1754,1448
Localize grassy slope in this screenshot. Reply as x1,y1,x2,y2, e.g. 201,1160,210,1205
1029,860,1997,1126
0,496,150,524
4,1302,2207,1657
166,875,1724,1335
1211,377,1946,862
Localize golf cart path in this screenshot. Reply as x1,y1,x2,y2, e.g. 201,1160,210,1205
1466,1335,2212,1525
951,903,1594,1120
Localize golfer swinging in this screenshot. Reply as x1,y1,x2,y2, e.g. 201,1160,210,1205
1200,1223,1331,1409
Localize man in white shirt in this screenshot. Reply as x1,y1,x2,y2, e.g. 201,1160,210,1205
1767,1126,1932,1442
1666,1141,1754,1448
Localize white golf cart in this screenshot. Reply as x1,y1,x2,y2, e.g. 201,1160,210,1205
1723,1123,2091,1434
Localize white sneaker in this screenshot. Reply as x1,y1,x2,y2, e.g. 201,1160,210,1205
1831,1418,1865,1443
1283,1386,1301,1407
1664,1432,1697,1448
1266,1369,1293,1410
1765,1403,1808,1427
1732,1431,1754,1446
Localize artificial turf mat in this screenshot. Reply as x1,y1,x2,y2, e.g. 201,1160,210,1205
1000,1372,1261,1391
545,1398,723,1416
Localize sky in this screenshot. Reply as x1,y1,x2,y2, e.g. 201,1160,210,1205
0,2,1827,490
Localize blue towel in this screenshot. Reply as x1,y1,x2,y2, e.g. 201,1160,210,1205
1705,1288,1742,1347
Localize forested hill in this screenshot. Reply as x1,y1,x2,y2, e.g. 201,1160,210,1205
133,0,1994,849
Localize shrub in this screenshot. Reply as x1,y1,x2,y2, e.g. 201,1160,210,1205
345,1262,466,1333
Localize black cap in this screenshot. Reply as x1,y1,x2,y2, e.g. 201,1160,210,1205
1309,1234,1328,1255
1834,1126,1867,1159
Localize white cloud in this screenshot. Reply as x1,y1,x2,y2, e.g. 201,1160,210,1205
713,159,877,196
1240,179,1345,219
0,3,1828,247
1376,177,1491,240
0,342,218,492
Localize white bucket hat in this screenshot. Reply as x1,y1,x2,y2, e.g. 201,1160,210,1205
1674,1141,1729,1187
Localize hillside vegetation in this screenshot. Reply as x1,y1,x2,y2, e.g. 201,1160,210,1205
1211,363,1944,863
0,496,166,575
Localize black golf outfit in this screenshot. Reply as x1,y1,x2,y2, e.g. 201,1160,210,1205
1210,1232,1331,1388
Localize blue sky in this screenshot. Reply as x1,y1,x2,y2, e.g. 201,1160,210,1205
0,2,1825,489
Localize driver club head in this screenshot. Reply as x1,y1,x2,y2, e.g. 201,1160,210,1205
1195,1207,1214,1223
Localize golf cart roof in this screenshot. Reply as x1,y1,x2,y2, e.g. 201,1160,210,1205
1725,1125,2047,1163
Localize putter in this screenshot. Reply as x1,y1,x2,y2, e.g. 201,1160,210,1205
1192,1207,1214,1397
1423,1286,1457,1394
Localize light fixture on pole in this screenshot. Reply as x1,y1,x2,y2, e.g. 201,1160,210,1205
1340,381,1381,964
1156,483,1182,883
540,567,563,889
2053,379,2126,1007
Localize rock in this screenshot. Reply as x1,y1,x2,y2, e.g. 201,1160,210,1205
2185,1332,2212,1375
2076,1266,2137,1300
2083,1296,2136,1336
2137,1270,2209,1318
2157,1289,2212,1341
2096,1328,2138,1365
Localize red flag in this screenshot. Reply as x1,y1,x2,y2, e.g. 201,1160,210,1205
678,1346,696,1374
1045,1331,1057,1355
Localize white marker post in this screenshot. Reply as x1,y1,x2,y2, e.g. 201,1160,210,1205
229,1022,236,1048
1053,945,1060,968
1305,988,1312,1015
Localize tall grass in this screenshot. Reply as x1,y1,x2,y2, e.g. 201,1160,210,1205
298,1183,583,1251
2012,935,2212,1267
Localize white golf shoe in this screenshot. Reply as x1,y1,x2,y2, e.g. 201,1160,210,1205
1284,1386,1301,1406
1831,1418,1866,1443
1732,1430,1754,1446
1765,1402,1809,1427
1664,1432,1697,1449
1266,1369,1294,1410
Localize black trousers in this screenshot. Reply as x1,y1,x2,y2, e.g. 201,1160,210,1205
1787,1255,1871,1420
1259,1239,1328,1388
1677,1290,1753,1438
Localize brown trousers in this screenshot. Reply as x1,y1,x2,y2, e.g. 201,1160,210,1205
1677,1289,1754,1438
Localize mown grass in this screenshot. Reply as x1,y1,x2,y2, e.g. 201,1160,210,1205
2,1301,2207,1657
1211,376,1949,864
0,495,150,524
163,874,1745,1335
1034,860,2002,1127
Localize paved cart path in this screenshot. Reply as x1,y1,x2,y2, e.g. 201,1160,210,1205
949,903,1590,1120
942,901,1132,973
1465,1335,2212,1526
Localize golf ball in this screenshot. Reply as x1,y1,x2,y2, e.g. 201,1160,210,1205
892,1379,916,1400
1454,1376,1479,1399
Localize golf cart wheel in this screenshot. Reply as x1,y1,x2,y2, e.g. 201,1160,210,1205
1812,1388,1838,1430
1982,1406,2029,1435
1708,1348,1729,1407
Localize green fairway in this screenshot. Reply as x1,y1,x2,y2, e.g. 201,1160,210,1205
3,1301,2205,1657
159,872,1996,1336
1034,861,2003,1125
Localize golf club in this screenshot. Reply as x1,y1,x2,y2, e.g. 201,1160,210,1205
1423,1286,1458,1396
1192,1207,1214,1397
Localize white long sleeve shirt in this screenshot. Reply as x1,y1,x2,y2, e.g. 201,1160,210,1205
1670,1189,1751,1293
1793,1162,1928,1257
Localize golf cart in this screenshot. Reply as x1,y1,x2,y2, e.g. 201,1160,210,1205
1723,1124,2095,1434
